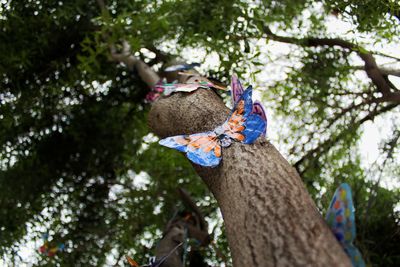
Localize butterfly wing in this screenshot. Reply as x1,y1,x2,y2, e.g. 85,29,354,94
159,83,179,96
164,64,186,72
326,183,365,267
164,63,200,72
41,233,49,242
188,63,201,69
145,79,165,102
224,86,266,144
159,83,211,96
46,245,58,257
39,234,49,254
159,132,222,167
230,74,244,106
252,101,267,136
185,76,227,91
39,245,47,254
173,83,211,93
126,255,140,267
326,183,356,245
158,135,191,153
57,243,65,251
344,244,366,267
145,92,161,102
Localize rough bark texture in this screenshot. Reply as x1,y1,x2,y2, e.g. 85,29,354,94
148,89,352,267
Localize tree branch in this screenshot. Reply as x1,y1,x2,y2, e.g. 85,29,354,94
363,129,400,227
178,188,208,232
352,65,400,78
294,103,399,173
290,97,370,157
155,225,185,267
262,26,400,100
96,0,106,11
96,1,160,88
155,189,211,267
146,45,172,66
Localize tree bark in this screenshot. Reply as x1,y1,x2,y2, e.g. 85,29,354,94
155,225,185,267
154,188,211,267
148,89,352,267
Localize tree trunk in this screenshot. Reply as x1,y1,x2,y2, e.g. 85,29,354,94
155,225,185,267
148,89,352,267
154,189,210,267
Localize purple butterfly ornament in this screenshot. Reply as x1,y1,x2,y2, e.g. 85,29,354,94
231,75,267,136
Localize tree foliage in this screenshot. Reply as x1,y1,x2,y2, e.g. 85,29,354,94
0,0,399,266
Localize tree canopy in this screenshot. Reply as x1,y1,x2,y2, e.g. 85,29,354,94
0,0,399,266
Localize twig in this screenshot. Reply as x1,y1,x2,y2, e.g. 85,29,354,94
351,65,400,78
262,26,399,98
363,130,400,224
95,0,160,87
295,103,399,173
178,188,207,231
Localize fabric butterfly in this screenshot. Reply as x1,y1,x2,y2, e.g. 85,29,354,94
164,63,201,72
156,81,217,96
126,242,183,267
145,79,166,103
326,183,366,267
231,75,267,136
146,76,226,103
38,233,65,257
157,75,227,96
159,86,266,167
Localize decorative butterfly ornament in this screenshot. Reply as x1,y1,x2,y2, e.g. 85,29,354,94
158,75,226,95
159,86,266,167
326,183,366,267
231,75,267,136
164,63,201,72
146,76,226,103
38,233,65,257
156,81,216,96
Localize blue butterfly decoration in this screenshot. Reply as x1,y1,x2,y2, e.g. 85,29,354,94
230,75,267,136
326,183,366,267
159,85,266,167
